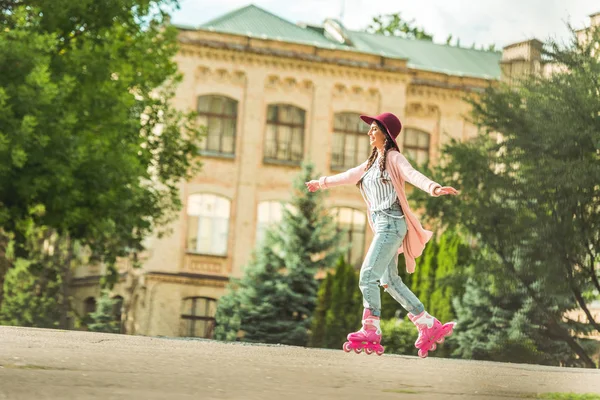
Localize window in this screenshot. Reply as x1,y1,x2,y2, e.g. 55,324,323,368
112,295,124,328
84,297,97,315
82,297,97,329
256,201,294,245
198,95,238,156
332,207,367,267
264,104,305,164
403,128,430,165
331,112,371,169
180,297,217,338
187,194,230,256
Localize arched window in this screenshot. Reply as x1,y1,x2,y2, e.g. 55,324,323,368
403,128,431,165
197,95,238,156
332,207,367,267
264,104,305,164
331,112,371,169
256,201,295,245
187,194,230,256
180,297,217,338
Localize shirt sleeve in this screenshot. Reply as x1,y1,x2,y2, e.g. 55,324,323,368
319,161,368,189
389,152,441,196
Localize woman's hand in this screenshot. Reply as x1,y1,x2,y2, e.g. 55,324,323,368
434,186,459,196
305,180,320,192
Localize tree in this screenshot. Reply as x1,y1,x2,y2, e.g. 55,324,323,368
318,257,362,349
429,230,462,323
366,13,433,41
213,281,242,342
365,12,497,52
411,25,600,367
308,268,334,348
380,318,418,356
411,234,438,308
88,290,120,334
0,0,202,313
0,219,81,328
215,163,342,346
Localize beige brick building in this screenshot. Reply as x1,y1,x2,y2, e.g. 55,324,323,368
70,5,599,339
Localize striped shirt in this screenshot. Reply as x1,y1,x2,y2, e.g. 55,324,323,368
361,156,401,212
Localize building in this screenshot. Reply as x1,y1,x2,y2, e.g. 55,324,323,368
69,5,599,339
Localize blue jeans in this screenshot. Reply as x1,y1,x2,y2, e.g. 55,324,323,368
359,202,425,317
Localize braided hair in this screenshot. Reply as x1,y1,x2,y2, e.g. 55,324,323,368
357,121,399,188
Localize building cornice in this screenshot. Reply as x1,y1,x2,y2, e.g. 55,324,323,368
145,271,229,288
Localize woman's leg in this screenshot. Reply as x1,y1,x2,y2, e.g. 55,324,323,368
359,214,404,317
380,253,425,315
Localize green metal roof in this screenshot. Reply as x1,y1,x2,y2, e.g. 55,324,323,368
196,4,501,80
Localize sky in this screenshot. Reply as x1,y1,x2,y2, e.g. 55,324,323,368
170,0,599,49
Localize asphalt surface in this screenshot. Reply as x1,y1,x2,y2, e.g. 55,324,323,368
0,326,599,400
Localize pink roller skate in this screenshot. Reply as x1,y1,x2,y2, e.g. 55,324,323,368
343,309,385,356
409,311,456,358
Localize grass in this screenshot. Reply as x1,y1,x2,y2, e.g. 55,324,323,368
522,394,600,400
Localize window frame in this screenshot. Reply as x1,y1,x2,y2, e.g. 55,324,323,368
186,193,231,257
197,94,239,157
331,207,367,268
180,296,217,339
331,112,371,171
402,128,431,165
263,104,306,166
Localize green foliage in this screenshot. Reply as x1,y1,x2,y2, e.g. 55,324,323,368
214,163,342,346
0,221,82,328
309,257,362,348
364,12,496,51
366,13,433,41
380,317,419,356
213,282,242,342
429,231,461,323
88,290,120,334
0,257,61,328
412,234,438,307
309,269,334,348
410,26,600,367
0,0,202,290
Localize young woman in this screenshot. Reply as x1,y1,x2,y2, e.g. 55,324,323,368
305,112,458,357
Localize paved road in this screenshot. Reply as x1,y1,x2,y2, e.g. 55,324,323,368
0,326,599,400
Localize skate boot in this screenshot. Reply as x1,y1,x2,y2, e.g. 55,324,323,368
343,309,385,356
409,311,456,358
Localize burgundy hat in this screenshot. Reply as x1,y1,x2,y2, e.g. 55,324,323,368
360,112,402,150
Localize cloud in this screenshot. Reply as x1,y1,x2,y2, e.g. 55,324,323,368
172,0,599,48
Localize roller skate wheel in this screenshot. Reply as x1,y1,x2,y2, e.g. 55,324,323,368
431,343,437,351
418,349,428,358
343,342,352,352
437,338,445,344
365,348,373,355
354,347,362,354
376,347,384,356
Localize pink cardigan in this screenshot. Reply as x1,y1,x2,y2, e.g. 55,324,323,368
319,151,441,274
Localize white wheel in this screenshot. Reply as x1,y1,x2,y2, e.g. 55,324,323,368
376,347,384,356
418,349,427,358
365,348,374,355
343,342,352,352
354,347,362,354
437,338,445,344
